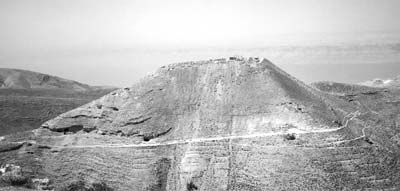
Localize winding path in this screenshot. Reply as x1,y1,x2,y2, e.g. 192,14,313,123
4,111,367,150
47,111,363,149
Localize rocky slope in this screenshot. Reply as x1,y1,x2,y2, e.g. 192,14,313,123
43,57,344,139
0,69,117,136
1,57,400,190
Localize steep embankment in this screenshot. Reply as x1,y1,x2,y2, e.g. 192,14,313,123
42,57,344,139
0,68,117,136
1,57,400,190
312,80,400,154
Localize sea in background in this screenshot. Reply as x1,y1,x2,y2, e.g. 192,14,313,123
1,39,400,87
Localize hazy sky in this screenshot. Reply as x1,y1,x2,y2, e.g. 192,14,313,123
0,0,399,86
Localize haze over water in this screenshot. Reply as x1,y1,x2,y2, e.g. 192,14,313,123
0,0,399,86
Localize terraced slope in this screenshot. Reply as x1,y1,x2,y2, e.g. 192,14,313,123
1,58,400,190
43,58,344,139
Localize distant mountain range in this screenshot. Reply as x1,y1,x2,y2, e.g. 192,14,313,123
0,68,116,91
0,68,117,136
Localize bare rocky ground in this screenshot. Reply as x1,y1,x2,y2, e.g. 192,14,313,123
1,57,400,190
0,69,117,136
359,75,400,89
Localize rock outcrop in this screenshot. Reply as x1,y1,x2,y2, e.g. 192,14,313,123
2,57,400,190
42,57,343,140
360,75,400,89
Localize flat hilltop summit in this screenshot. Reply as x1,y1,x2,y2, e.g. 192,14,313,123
42,56,344,141
1,57,400,190
163,56,261,67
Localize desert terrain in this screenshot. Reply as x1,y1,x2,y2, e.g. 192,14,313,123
0,57,399,190
0,68,116,136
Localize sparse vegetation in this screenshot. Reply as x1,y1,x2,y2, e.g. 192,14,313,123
364,137,374,145
89,182,114,191
284,133,296,140
187,181,198,191
0,173,33,188
59,180,86,191
58,180,113,191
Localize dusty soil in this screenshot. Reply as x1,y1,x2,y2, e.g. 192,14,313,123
0,70,116,136
1,58,400,190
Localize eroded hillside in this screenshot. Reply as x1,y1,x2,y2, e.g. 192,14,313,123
0,69,117,136
1,58,399,190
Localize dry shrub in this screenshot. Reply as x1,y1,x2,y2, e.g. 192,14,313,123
89,182,114,191
0,173,33,188
58,180,113,191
